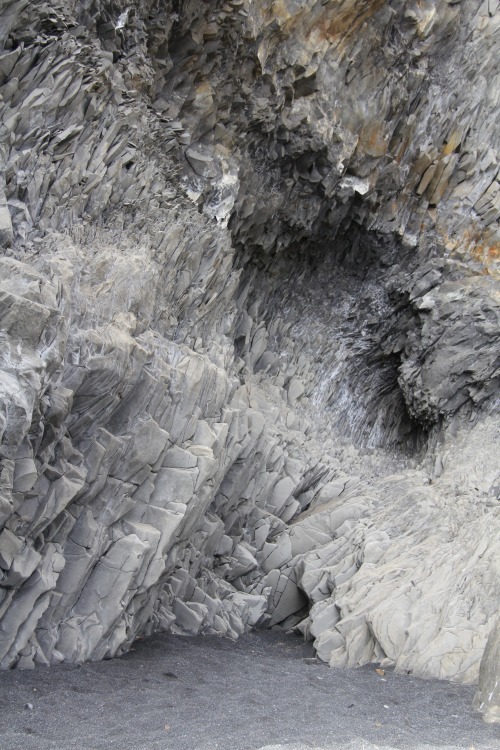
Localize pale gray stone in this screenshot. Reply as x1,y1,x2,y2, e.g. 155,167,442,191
474,615,500,723
0,529,23,571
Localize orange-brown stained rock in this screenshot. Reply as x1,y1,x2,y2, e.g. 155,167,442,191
442,129,463,156
439,224,500,280
469,240,500,276
315,0,386,47
357,121,388,157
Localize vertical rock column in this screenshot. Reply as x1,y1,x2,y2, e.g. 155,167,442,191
475,615,500,723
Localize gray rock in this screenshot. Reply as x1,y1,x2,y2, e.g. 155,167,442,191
0,0,498,725
475,615,500,723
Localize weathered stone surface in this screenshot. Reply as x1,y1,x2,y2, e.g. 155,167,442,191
475,615,500,724
0,0,498,724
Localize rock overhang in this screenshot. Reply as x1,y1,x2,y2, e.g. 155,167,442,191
0,0,499,724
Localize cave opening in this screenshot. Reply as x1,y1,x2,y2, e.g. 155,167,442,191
231,218,428,461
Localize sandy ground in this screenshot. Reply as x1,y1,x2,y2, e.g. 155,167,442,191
0,630,498,750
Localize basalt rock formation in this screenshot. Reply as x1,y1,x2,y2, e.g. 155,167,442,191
0,0,499,723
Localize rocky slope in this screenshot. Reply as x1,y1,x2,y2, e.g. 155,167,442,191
0,0,498,723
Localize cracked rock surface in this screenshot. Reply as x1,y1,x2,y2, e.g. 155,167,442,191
0,0,499,723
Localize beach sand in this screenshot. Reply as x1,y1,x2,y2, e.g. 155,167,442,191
0,630,498,750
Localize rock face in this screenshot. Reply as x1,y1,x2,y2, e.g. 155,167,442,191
475,615,500,724
0,0,498,719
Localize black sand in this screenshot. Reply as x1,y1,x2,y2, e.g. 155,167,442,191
0,630,498,750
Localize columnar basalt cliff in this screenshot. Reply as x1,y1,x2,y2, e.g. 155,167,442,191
0,0,499,723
